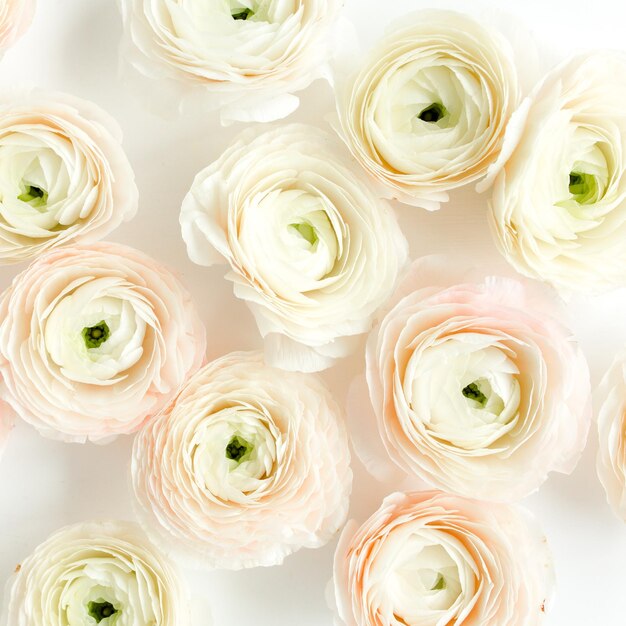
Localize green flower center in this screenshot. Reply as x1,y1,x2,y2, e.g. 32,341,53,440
462,382,488,406
87,600,118,623
431,573,447,591
418,103,447,123
232,7,253,19
290,222,318,245
82,321,110,349
225,435,253,463
18,184,48,207
569,171,598,204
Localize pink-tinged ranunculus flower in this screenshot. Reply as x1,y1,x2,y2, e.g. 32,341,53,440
132,351,352,569
181,124,408,373
331,491,554,626
596,349,626,522
488,52,626,294
0,89,137,263
0,243,206,443
117,0,343,124
332,9,521,210
0,0,35,55
1,520,191,626
354,257,591,501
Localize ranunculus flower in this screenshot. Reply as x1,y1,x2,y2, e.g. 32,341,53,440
0,89,137,263
132,351,352,569
488,52,626,293
331,491,554,626
1,520,190,626
0,243,206,443
354,257,591,501
0,0,35,55
180,123,407,372
596,349,626,521
332,9,520,210
117,0,342,124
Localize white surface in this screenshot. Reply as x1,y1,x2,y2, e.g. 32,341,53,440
0,0,626,624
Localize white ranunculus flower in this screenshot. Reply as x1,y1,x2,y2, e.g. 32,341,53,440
1,521,191,626
0,89,137,263
333,9,520,210
596,348,626,521
181,123,408,372
0,243,206,442
117,0,343,124
488,51,626,293
331,491,554,626
132,351,352,569
354,257,591,501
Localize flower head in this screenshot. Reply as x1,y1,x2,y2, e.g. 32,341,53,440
0,243,206,442
332,491,553,626
1,521,190,626
181,123,407,372
132,351,352,569
489,51,626,293
333,9,520,209
0,89,137,263
356,257,591,501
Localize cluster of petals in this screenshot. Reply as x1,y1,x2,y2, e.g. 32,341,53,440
0,242,206,442
0,89,137,263
1,520,190,626
355,257,591,501
332,490,554,626
181,123,407,372
333,9,520,209
132,350,352,569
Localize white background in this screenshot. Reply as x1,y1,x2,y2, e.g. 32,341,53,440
1,0,626,624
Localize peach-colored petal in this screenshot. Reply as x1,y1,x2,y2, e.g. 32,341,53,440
596,348,626,521
0,88,137,263
132,351,352,569
0,0,35,54
0,243,206,443
331,491,554,626
356,258,591,501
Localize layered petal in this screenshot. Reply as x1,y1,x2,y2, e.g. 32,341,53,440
181,123,408,372
596,348,626,521
331,490,553,626
1,521,191,626
0,242,206,442
132,350,352,569
117,0,343,123
0,89,137,263
357,257,591,501
333,10,520,209
489,51,626,293
0,0,35,55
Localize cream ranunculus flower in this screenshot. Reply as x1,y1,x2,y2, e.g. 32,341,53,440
331,491,553,626
0,89,137,263
1,521,191,626
488,52,626,293
0,243,206,443
117,0,343,124
0,0,35,55
333,9,520,210
132,351,352,569
596,348,626,521
353,257,591,501
180,123,408,372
